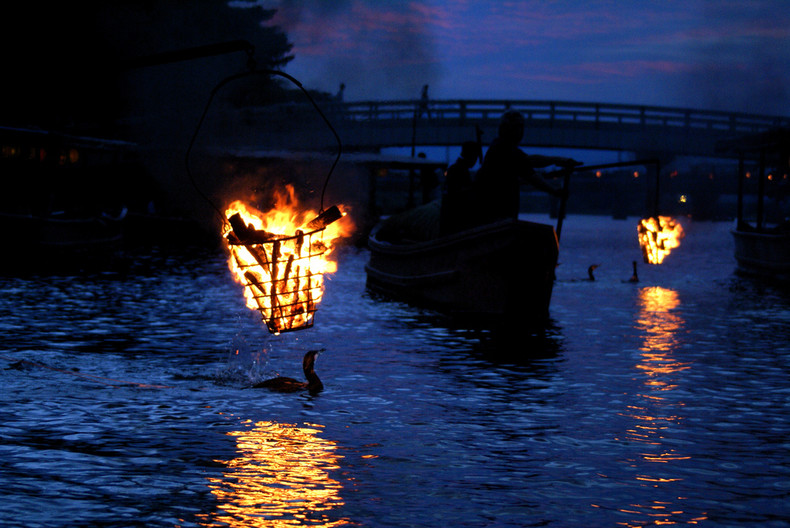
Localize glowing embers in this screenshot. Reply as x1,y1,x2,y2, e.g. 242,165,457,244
637,216,685,265
223,185,349,334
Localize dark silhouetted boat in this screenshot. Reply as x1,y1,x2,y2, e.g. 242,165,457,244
365,217,559,327
732,227,790,282
0,125,135,270
718,128,790,283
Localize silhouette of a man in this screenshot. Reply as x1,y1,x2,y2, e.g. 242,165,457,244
475,110,579,223
417,84,430,119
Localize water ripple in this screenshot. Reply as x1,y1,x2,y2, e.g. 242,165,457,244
1,220,789,527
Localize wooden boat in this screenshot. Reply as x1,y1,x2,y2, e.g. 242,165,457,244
718,128,790,283
365,217,559,326
1,125,136,271
731,228,790,282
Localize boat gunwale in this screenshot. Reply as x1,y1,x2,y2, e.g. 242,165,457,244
367,218,557,256
731,228,790,282
364,216,560,322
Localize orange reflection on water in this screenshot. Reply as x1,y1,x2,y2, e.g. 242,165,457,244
621,287,688,452
636,288,684,350
197,420,349,527
611,287,707,525
620,287,689,446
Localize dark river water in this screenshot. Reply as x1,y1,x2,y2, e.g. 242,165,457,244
1,214,789,527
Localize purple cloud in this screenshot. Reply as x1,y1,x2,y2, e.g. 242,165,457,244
261,0,790,113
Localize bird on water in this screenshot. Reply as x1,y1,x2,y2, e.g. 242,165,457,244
252,349,324,394
627,260,639,283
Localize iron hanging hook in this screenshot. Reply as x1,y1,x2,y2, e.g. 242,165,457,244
185,68,343,230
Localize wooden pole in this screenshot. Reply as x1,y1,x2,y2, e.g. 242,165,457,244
555,170,572,243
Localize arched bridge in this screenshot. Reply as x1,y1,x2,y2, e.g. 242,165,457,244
235,99,790,160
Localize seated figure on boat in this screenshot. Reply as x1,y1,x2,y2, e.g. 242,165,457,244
474,110,580,225
440,141,479,235
374,111,581,244
374,199,441,243
375,140,477,242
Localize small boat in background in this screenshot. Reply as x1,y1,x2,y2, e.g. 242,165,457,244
0,125,135,271
732,227,790,282
365,217,559,327
718,128,790,284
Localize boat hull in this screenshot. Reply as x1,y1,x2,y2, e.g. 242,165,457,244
732,228,790,283
365,219,559,326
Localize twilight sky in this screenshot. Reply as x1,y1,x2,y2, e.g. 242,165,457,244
256,0,790,116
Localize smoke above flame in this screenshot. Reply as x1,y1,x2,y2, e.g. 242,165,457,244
260,0,440,100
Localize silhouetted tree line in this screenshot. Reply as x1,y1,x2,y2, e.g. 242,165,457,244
0,1,299,134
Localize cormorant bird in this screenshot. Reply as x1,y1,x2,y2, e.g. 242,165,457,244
561,264,600,282
627,260,639,283
252,349,324,394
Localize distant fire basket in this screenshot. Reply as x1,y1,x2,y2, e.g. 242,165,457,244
637,215,685,265
224,203,344,334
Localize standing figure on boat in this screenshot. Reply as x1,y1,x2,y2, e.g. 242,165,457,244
416,84,431,119
440,141,479,235
475,110,580,224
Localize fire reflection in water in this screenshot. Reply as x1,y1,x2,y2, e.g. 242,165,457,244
197,420,350,527
608,287,707,526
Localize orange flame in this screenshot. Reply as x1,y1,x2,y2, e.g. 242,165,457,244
637,216,684,265
222,185,352,334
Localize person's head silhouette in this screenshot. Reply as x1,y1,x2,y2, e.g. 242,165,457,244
498,110,525,146
459,141,478,166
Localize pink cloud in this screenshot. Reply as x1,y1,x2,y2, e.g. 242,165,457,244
276,1,439,60
576,60,695,78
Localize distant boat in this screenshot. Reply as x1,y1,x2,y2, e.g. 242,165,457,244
718,128,790,283
731,228,790,282
0,125,135,271
365,217,559,327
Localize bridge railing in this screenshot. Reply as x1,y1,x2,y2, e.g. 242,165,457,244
336,99,790,135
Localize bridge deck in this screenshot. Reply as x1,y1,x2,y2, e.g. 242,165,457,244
226,99,790,159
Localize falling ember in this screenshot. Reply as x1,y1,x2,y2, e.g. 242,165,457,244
222,185,351,334
638,216,685,265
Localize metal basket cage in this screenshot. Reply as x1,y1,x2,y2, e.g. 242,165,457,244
229,227,329,334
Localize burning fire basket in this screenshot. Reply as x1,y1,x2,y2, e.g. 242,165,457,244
638,215,684,265
571,159,685,265
182,60,348,333
224,203,343,334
